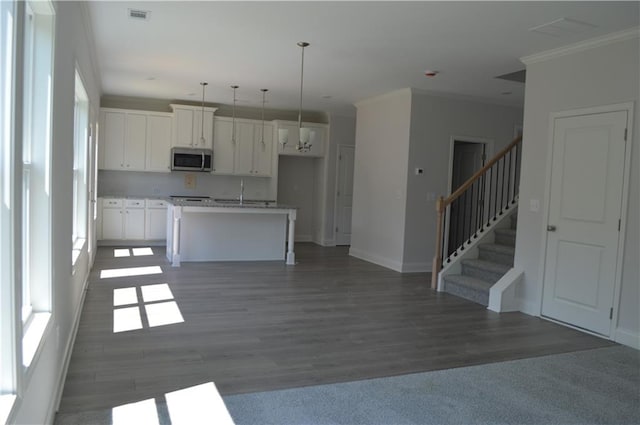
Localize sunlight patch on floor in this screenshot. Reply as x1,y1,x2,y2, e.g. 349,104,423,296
113,248,130,258
113,306,143,333
145,301,184,327
112,398,159,425
113,287,138,307
100,266,162,279
141,283,173,303
132,247,154,256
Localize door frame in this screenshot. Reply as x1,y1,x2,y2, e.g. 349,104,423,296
538,102,634,337
333,144,355,246
446,135,494,196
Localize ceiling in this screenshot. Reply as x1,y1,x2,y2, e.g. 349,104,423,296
87,1,639,115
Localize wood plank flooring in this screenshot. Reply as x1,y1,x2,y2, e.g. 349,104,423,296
58,243,612,414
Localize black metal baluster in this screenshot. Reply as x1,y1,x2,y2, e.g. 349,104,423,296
467,183,474,242
499,156,505,215
486,167,492,227
480,170,486,232
514,143,519,200
442,205,448,265
474,180,480,237
452,198,458,257
507,149,512,208
493,161,500,219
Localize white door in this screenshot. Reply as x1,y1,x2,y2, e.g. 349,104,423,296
542,110,628,336
335,145,355,245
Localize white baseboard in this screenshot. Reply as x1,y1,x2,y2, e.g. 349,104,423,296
349,247,403,272
614,328,640,349
49,274,91,422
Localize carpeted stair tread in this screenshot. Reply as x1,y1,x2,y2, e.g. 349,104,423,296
494,228,517,247
462,258,511,275
479,243,515,255
443,274,494,292
442,274,492,306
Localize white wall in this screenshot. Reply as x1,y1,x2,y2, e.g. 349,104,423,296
516,32,639,347
350,89,412,270
277,156,317,241
350,88,522,272
12,2,101,424
404,92,523,269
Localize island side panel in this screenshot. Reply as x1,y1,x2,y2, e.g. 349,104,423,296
179,212,288,261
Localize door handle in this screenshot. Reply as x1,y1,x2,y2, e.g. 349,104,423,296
547,225,557,232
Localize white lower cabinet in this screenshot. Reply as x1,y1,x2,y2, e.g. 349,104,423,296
100,198,162,241
145,199,168,240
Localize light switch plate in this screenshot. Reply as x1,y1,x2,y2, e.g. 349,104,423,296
530,199,540,212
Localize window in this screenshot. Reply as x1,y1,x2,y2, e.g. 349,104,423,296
72,70,88,264
21,0,54,347
0,0,17,417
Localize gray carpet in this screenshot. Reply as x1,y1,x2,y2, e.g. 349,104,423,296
54,345,639,425
223,346,640,425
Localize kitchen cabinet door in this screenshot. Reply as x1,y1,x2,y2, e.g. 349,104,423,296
233,122,255,176
102,208,123,240
103,111,126,170
253,122,273,176
193,109,214,149
124,208,145,240
123,113,147,170
145,208,167,240
146,115,172,172
173,108,194,147
212,118,235,174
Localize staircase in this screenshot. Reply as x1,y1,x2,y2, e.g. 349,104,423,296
442,212,516,306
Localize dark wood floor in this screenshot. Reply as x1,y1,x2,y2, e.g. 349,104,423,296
58,243,612,414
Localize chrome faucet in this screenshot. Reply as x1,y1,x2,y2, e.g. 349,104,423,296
239,178,244,204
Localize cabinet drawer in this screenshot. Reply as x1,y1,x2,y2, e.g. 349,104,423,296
125,199,145,208
103,198,123,208
146,199,168,209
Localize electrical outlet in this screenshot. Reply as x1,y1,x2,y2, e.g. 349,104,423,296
184,174,197,189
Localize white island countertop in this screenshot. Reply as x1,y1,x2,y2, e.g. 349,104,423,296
166,198,297,266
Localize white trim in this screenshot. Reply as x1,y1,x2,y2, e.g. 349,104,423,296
521,26,640,65
614,328,640,350
538,102,635,336
349,247,403,272
488,268,523,313
49,273,90,423
333,144,355,247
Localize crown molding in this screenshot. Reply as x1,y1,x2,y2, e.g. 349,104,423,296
521,26,640,65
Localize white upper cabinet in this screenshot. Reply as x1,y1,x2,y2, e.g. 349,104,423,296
100,108,172,173
146,114,172,172
170,104,217,149
102,110,147,171
275,120,327,157
212,117,236,174
213,117,274,177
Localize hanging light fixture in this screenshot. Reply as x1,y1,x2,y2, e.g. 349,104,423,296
296,41,311,152
199,82,208,146
231,85,239,144
260,89,268,147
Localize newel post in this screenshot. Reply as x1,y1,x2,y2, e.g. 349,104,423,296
431,196,444,290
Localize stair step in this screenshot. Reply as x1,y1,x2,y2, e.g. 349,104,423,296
494,228,516,247
478,243,515,266
442,274,493,306
462,258,511,283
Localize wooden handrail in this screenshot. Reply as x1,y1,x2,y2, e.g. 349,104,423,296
440,135,522,211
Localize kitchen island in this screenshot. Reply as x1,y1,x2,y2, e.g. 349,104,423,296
166,198,297,266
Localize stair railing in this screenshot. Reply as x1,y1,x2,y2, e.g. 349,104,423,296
431,135,522,289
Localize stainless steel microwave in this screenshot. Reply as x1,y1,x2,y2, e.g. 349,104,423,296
171,147,213,172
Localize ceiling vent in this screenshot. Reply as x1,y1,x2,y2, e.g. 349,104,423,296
128,9,150,21
495,69,526,84
529,18,596,37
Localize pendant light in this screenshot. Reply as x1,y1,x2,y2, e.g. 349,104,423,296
260,89,268,147
296,41,311,152
199,82,208,146
231,85,239,144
